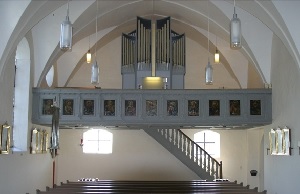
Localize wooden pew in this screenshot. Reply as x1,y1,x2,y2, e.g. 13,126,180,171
36,180,267,194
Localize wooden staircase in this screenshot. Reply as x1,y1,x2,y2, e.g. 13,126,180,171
144,128,222,181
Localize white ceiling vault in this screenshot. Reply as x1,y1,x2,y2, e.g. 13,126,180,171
1,0,300,89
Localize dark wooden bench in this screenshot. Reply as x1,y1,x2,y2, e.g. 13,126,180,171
36,180,267,194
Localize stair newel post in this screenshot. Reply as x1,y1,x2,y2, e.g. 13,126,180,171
208,155,211,175
220,161,223,179
215,162,220,179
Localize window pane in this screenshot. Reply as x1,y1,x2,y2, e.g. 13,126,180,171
83,129,113,154
194,130,220,158
98,141,112,153
83,141,99,153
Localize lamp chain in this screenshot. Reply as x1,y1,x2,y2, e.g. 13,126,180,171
207,2,210,61
67,0,70,17
95,0,98,59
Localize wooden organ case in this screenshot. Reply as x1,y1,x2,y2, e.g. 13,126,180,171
121,16,185,89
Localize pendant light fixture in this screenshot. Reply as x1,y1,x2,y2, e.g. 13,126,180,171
214,49,220,64
91,0,99,85
214,36,220,64
205,4,213,85
86,36,91,63
60,0,72,51
230,0,241,49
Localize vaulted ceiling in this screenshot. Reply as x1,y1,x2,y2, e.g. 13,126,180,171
1,0,300,89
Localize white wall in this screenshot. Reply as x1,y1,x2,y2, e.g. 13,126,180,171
55,128,264,189
0,62,54,193
247,129,264,191
56,129,200,182
0,54,14,125
264,35,300,194
68,37,122,89
0,55,54,194
0,154,53,194
67,36,241,89
183,128,264,190
0,35,53,194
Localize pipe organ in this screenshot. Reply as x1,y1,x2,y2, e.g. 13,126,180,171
121,16,185,89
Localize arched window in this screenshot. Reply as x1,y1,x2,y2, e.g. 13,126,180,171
13,37,31,151
46,65,54,87
82,129,113,154
194,130,220,158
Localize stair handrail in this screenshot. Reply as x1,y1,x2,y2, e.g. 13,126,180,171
178,129,222,179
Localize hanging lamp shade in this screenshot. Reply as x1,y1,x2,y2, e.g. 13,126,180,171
60,15,72,50
230,7,241,49
205,58,213,85
60,1,72,51
86,50,91,63
91,61,99,85
214,48,220,64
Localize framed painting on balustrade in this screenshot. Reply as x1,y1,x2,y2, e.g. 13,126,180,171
81,94,99,118
209,100,220,116
229,100,241,116
42,99,54,115
104,100,116,116
125,100,137,116
60,95,79,120
145,100,158,116
250,100,261,115
167,100,178,116
82,99,95,116
188,100,199,116
38,94,58,119
62,99,74,115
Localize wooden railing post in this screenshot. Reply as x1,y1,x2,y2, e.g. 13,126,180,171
191,142,194,161
200,148,203,168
